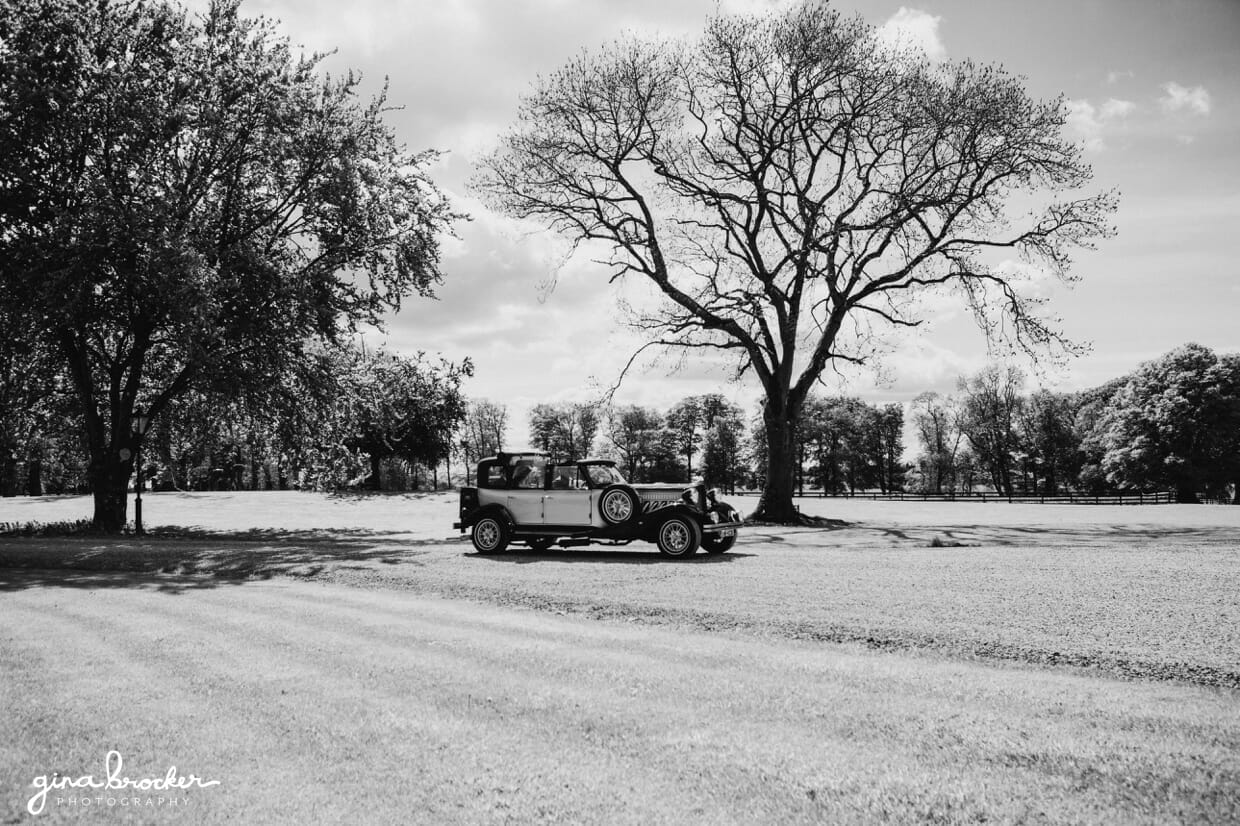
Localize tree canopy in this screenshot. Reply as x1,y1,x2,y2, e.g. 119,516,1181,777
475,0,1116,521
0,0,454,528
1091,344,1240,502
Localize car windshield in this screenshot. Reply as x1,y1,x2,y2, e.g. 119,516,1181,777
582,464,626,487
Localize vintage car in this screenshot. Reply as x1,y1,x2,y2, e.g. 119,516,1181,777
453,451,743,558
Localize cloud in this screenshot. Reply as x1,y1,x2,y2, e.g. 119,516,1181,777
1159,82,1211,115
877,7,946,62
1065,97,1135,152
1099,98,1136,119
1106,69,1135,85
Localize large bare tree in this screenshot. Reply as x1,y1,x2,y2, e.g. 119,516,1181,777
474,1,1115,521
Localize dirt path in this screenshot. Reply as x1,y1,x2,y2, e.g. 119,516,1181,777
3,576,1238,825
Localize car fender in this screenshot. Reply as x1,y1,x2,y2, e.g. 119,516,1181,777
641,504,703,539
464,502,513,529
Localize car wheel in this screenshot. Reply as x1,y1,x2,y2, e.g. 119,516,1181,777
656,515,701,557
599,485,640,526
702,533,736,554
472,516,510,554
526,537,554,552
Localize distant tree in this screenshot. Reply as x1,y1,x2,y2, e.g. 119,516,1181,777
665,397,705,482
1018,390,1081,494
476,1,1116,522
956,366,1026,496
529,403,600,459
344,350,472,490
461,399,509,470
604,405,664,482
1091,344,1240,502
911,392,962,494
870,403,906,494
802,396,863,494
1074,376,1131,493
0,0,453,529
700,401,746,492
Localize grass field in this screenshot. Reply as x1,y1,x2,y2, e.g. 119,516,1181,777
1,492,1238,824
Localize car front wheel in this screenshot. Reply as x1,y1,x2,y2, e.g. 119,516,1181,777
656,515,701,558
472,516,510,554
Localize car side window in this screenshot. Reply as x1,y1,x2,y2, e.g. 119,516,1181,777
551,466,581,489
481,464,505,488
513,459,546,489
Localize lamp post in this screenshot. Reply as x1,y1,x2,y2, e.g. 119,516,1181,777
460,440,471,486
131,409,151,535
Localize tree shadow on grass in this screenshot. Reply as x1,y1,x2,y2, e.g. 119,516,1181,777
470,549,757,564
831,522,1240,549
325,490,452,502
0,528,451,594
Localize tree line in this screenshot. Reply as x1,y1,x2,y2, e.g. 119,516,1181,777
4,338,1236,504
482,342,1238,504
0,340,471,495
911,344,1240,503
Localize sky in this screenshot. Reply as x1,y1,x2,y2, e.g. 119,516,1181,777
213,0,1239,445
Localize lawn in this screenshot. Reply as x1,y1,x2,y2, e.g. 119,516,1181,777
1,492,1238,824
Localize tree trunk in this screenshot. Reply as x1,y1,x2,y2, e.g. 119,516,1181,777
88,450,131,532
750,399,803,522
1174,482,1198,504
0,451,16,497
368,452,383,491
27,459,43,496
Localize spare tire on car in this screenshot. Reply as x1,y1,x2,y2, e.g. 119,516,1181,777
598,484,640,526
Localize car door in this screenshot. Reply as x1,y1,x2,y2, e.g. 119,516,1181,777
505,458,547,525
541,465,591,526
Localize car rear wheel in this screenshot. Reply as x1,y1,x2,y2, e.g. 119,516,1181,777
472,516,510,554
656,515,701,558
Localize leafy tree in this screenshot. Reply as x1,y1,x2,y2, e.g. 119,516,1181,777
801,396,865,494
699,400,745,492
147,347,366,492
529,403,600,459
604,404,664,482
1018,390,1081,495
869,403,906,494
344,349,473,490
798,396,901,494
475,1,1115,522
662,393,745,482
664,396,706,481
1091,344,1240,502
1074,376,1131,493
910,392,963,494
956,365,1025,496
0,0,452,529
